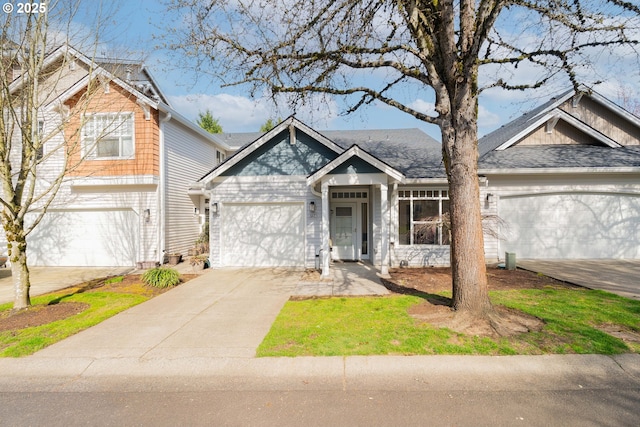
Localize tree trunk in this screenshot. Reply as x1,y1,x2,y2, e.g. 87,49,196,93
441,91,492,316
7,228,31,310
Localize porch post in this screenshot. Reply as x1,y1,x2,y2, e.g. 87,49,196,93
380,182,389,276
321,181,331,278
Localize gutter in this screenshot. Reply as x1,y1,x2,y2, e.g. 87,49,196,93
479,167,640,175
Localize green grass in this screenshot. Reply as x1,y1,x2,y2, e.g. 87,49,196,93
257,288,640,357
104,276,125,284
0,290,148,357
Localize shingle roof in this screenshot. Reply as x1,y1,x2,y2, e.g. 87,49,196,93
217,127,446,178
321,129,445,178
478,89,573,157
480,145,640,170
96,60,168,105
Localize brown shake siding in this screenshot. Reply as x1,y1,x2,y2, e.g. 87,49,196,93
67,84,160,177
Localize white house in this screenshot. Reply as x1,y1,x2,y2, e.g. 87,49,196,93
194,87,640,277
1,45,238,267
479,87,640,260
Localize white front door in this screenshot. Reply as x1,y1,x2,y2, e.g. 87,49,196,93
331,203,356,260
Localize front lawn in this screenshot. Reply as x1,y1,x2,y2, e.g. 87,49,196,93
257,288,640,357
0,274,190,357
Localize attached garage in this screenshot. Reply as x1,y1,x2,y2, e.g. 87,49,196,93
27,209,139,267
500,193,640,259
221,203,305,267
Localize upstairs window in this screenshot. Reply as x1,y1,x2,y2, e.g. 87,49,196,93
83,112,135,159
398,189,450,245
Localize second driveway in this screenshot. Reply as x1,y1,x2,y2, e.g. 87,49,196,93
517,260,640,300
34,268,299,359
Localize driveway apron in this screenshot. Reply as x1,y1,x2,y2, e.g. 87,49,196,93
517,260,640,300
33,268,298,359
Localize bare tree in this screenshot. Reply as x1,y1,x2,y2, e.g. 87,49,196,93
161,0,640,332
0,1,122,310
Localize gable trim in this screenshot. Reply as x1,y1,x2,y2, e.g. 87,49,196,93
306,144,405,185
199,116,343,183
495,108,622,151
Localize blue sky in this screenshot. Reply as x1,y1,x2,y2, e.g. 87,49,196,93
66,0,640,141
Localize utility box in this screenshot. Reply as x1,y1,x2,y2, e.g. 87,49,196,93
505,252,516,270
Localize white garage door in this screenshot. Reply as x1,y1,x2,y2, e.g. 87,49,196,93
500,193,640,259
27,209,139,267
222,203,305,267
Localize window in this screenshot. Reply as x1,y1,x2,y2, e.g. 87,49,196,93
83,113,134,159
398,189,450,245
216,150,226,164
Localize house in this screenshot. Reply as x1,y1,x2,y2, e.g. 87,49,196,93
193,117,451,276
1,44,237,267
479,87,640,260
193,87,640,277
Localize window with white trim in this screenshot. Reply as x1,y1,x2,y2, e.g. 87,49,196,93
83,112,134,159
398,189,450,245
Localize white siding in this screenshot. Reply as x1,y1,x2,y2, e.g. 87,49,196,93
163,119,219,257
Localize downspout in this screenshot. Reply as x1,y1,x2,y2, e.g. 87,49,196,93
158,111,172,264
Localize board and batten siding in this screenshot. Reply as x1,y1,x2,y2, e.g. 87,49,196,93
163,119,220,257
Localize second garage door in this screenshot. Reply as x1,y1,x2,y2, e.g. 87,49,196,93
500,193,640,259
221,203,305,267
27,209,139,267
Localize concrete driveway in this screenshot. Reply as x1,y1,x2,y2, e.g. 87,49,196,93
33,268,301,359
517,260,640,300
0,266,134,304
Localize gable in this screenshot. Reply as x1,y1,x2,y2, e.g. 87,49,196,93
221,128,339,176
328,156,384,174
513,119,607,147
559,96,640,146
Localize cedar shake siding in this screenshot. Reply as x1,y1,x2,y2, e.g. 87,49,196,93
66,84,160,177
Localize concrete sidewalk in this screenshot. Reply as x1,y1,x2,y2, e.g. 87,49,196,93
0,264,638,396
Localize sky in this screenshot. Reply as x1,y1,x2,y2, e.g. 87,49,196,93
60,0,640,141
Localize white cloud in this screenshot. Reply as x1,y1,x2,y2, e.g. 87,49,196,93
168,92,339,132
408,99,436,116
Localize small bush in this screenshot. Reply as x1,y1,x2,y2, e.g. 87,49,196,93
142,267,181,288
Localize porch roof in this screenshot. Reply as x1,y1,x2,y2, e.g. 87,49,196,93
307,144,405,185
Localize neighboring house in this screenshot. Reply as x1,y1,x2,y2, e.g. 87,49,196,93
479,87,640,260
193,87,640,276
2,44,236,267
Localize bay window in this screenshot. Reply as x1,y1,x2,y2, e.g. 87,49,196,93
398,189,450,245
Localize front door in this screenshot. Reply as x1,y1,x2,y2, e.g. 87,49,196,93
331,203,356,260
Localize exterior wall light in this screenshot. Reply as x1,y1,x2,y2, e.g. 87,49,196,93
143,209,151,223
212,202,219,214
309,201,316,213
486,193,494,203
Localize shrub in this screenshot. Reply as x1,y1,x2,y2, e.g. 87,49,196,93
142,267,181,288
